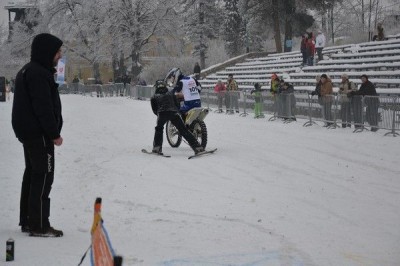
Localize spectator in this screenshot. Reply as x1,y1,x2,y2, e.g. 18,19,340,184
6,83,11,101
315,30,326,62
11,33,64,237
319,74,333,127
348,74,379,132
10,78,15,93
72,75,80,94
137,76,147,86
214,80,226,113
193,62,201,80
226,74,239,113
311,75,324,119
95,78,103,98
377,23,385,41
306,32,315,66
338,74,357,128
270,73,280,96
279,81,296,121
300,34,308,66
270,73,280,116
251,83,264,118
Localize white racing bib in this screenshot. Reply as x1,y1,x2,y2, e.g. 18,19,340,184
181,77,201,101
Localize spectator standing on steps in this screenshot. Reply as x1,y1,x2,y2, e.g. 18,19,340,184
377,23,385,41
12,33,64,237
315,30,326,62
193,62,201,80
306,32,315,66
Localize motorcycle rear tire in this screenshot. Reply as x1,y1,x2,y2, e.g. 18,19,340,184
190,119,207,148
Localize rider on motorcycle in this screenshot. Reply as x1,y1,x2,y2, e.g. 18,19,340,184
150,80,204,154
165,68,202,114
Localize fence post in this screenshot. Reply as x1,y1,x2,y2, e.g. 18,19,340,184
384,96,399,137
327,94,339,129
240,90,249,117
268,94,278,121
206,88,211,110
303,93,317,127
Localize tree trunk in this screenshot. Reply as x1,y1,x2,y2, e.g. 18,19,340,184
283,0,294,52
361,0,365,32
330,6,334,44
93,62,100,80
130,50,142,83
271,0,282,53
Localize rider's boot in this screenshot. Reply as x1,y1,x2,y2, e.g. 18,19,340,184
194,146,205,154
152,146,162,154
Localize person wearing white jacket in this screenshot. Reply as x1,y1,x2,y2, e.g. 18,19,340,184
315,30,326,61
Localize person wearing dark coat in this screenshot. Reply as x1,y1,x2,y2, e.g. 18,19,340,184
193,62,201,80
348,74,379,131
150,80,204,155
279,81,296,120
12,33,64,237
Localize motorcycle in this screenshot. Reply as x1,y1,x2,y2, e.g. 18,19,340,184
165,107,209,148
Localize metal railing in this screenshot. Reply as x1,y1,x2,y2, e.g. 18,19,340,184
59,84,400,136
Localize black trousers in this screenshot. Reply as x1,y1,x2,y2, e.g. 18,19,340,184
154,112,200,150
20,137,54,230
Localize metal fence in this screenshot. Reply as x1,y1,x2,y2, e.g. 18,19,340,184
201,89,400,136
59,84,400,136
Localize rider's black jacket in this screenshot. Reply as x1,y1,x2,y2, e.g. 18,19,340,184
151,91,180,115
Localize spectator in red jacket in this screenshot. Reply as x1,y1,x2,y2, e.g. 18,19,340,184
214,80,226,112
306,32,315,66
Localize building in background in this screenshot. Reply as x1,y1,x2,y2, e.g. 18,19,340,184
4,1,39,38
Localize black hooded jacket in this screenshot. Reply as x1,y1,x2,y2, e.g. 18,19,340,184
12,33,63,142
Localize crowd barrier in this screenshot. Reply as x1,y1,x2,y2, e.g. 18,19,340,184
60,83,132,98
60,84,400,136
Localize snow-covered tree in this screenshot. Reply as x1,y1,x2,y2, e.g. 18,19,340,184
223,0,244,56
180,0,221,68
42,0,110,80
106,0,176,81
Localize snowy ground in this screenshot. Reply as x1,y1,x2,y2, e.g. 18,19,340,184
1,95,399,266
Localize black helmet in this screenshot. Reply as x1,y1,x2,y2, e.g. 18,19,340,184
254,83,261,89
154,80,168,94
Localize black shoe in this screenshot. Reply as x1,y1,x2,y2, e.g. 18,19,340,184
371,127,379,132
29,226,63,237
21,225,30,233
236,110,239,113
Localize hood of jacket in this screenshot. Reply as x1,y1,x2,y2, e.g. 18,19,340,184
31,33,63,73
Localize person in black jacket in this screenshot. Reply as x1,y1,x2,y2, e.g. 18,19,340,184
11,33,64,237
348,74,380,131
151,80,204,155
193,62,201,80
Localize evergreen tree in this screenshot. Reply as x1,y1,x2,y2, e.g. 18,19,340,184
223,0,244,57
